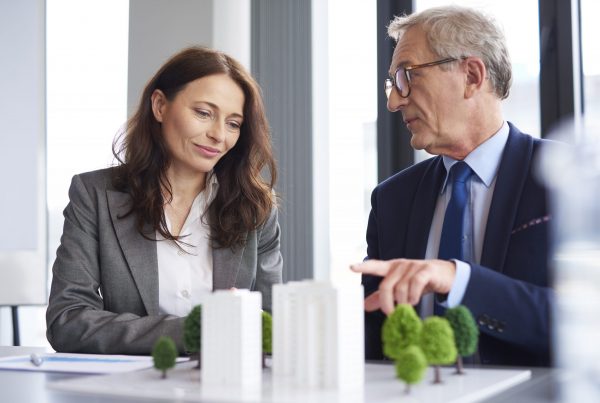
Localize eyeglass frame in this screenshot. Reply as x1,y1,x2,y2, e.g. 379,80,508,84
384,57,461,99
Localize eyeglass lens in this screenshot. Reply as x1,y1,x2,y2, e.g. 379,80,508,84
385,68,409,99
395,68,409,97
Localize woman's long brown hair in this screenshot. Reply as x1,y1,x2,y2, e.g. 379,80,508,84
112,47,277,249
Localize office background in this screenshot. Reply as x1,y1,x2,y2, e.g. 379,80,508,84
0,0,598,348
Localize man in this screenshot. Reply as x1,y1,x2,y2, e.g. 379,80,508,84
351,6,552,366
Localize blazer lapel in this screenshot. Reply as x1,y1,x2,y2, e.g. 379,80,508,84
107,189,159,315
212,245,245,290
480,125,533,271
405,157,446,259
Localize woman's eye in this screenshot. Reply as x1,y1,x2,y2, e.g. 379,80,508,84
196,109,212,119
227,121,242,131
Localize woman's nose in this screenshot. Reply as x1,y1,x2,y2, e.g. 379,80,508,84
207,121,225,142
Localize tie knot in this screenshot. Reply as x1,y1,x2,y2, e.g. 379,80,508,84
451,161,472,184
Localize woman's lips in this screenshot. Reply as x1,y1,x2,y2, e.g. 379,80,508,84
194,144,220,157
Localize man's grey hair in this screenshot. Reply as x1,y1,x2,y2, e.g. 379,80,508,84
388,5,512,100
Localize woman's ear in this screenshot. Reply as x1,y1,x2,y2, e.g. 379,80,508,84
464,57,486,98
151,89,167,122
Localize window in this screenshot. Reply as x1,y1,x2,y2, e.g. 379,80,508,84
327,0,378,285
33,0,129,348
581,0,600,126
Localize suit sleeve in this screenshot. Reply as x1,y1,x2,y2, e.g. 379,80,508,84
462,263,553,358
255,206,283,312
46,174,185,355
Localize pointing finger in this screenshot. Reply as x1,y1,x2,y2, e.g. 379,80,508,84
350,260,394,277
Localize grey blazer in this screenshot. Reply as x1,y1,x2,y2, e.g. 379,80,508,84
46,168,283,354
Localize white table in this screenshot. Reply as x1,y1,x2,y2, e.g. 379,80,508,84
0,346,556,403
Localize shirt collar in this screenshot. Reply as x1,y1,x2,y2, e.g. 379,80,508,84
204,171,219,205
187,171,219,223
440,121,510,194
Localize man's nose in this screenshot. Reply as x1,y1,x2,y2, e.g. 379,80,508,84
387,86,409,112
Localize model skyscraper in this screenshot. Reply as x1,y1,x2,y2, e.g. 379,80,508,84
202,290,262,387
272,281,364,389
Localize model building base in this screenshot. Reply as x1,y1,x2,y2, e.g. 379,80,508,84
49,361,531,403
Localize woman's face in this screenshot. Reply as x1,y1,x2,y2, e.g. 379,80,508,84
151,73,245,179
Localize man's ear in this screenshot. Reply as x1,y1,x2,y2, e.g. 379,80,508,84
464,57,486,98
151,89,167,122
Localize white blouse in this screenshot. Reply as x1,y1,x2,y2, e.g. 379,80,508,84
156,174,218,317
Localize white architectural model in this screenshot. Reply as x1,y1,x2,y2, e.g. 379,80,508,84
201,290,262,387
272,281,364,389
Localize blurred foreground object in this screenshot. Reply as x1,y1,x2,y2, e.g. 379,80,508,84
538,118,600,402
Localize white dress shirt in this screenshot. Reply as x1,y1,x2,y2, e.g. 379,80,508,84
420,122,510,315
157,174,218,317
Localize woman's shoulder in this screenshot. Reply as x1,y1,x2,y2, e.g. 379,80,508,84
260,204,280,230
73,166,119,191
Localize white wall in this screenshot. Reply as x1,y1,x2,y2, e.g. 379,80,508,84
0,0,47,303
213,0,251,70
0,0,46,345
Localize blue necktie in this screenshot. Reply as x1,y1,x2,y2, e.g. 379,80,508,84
438,161,473,261
435,161,472,316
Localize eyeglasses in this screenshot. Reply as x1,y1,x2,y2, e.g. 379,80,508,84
385,57,458,99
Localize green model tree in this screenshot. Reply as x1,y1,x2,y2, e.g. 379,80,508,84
152,336,177,379
395,345,428,393
445,305,479,374
262,311,273,368
382,304,422,359
420,316,457,384
183,305,202,369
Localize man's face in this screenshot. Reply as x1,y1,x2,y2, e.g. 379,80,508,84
388,27,467,156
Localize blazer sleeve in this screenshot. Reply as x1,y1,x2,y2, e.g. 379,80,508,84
462,263,553,358
254,206,283,312
46,174,185,355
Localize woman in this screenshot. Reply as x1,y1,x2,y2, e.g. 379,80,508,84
46,47,282,354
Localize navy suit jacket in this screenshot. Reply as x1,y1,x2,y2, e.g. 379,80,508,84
363,123,553,367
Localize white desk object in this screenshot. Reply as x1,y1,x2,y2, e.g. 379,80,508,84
272,281,365,389
0,353,165,374
49,361,531,402
202,290,262,388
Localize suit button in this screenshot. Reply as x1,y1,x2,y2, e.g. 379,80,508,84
477,314,490,327
497,321,505,333
181,289,190,299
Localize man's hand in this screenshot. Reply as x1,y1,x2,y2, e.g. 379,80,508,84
350,259,456,315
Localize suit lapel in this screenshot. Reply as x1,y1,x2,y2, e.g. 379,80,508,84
212,245,244,290
107,190,159,315
480,125,533,271
405,157,446,259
